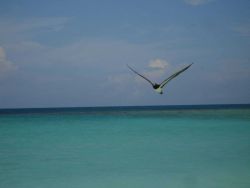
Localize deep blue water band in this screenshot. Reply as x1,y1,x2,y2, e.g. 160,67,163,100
0,104,250,115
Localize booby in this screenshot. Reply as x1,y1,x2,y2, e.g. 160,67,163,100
127,63,193,94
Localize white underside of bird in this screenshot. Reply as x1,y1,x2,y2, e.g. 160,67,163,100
155,87,163,94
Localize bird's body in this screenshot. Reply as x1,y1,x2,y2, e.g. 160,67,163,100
127,63,193,94
154,85,163,94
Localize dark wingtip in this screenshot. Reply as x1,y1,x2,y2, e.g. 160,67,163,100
126,64,132,69
187,62,194,68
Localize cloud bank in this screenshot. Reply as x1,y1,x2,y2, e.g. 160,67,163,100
184,0,215,6
0,47,17,76
148,59,169,69
233,24,250,37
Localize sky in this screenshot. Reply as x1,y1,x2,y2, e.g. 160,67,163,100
0,0,250,108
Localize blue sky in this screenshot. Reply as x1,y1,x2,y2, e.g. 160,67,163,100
0,0,250,108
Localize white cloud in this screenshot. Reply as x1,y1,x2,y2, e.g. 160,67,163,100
232,24,250,37
148,58,169,69
143,69,165,81
0,17,71,43
129,59,171,84
0,17,70,33
107,74,131,85
184,0,215,6
212,59,250,82
0,47,17,76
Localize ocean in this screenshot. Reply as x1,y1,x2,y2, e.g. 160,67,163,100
0,105,250,188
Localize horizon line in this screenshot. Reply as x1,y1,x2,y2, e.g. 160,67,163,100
1,103,250,111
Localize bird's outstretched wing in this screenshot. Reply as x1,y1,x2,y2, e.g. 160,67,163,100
159,63,193,88
127,64,154,86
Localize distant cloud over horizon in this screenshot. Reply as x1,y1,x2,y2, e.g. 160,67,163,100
184,0,215,6
0,47,17,76
148,59,169,70
232,24,250,37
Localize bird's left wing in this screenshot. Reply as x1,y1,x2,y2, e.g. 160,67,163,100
159,63,193,88
127,64,154,86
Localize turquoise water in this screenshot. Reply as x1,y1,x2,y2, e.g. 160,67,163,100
0,105,250,188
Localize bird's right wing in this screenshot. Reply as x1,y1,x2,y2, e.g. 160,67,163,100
159,63,193,88
127,64,154,86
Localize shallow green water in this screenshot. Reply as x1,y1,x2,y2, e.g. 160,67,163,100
0,107,250,188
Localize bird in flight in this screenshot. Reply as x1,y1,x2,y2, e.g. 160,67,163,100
127,63,193,94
